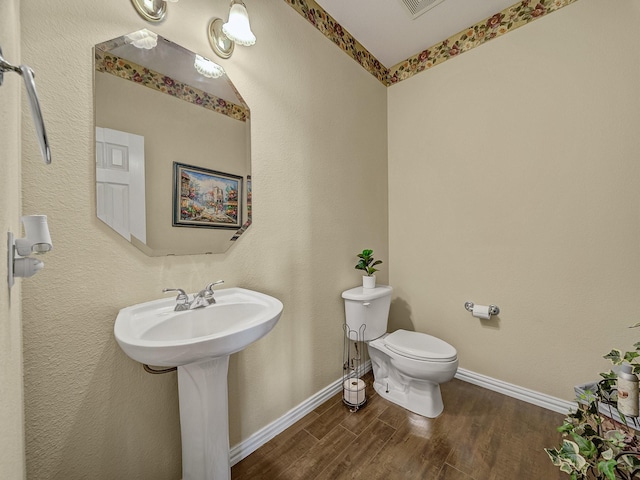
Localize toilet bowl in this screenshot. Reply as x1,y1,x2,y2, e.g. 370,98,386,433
342,285,458,418
368,330,458,418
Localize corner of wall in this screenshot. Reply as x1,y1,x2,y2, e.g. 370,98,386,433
0,0,26,478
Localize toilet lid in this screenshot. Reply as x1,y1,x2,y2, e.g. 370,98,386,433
384,330,457,362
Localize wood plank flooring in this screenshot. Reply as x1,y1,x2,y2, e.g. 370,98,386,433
231,373,567,480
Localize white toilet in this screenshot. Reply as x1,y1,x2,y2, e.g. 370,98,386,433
342,285,458,418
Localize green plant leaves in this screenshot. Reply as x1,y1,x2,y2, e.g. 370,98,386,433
603,349,640,364
354,249,383,276
546,440,588,475
597,458,617,480
603,349,622,364
624,351,639,362
572,433,597,460
548,326,640,479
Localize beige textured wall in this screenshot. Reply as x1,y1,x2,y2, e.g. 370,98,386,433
21,0,387,478
0,0,26,478
388,0,640,400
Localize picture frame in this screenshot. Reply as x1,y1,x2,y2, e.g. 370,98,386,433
172,162,243,229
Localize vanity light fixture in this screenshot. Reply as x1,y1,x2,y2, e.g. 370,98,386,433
7,215,53,288
208,0,256,59
194,55,225,79
130,0,179,23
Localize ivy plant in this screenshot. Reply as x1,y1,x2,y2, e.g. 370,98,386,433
545,324,640,479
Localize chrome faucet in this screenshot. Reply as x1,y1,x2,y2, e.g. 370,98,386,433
163,280,225,311
162,288,190,311
191,280,225,309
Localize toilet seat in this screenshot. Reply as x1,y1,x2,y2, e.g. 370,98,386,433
384,330,457,363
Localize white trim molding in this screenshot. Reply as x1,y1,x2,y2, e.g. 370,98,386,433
229,361,372,466
455,367,576,415
230,363,576,466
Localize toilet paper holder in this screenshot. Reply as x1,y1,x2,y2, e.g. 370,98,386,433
464,302,500,317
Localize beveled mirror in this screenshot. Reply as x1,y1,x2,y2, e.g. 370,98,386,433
94,30,251,256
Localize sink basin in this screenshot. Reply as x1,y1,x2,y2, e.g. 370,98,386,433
114,287,283,366
114,287,283,480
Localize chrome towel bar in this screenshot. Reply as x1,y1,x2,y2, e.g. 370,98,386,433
0,46,51,164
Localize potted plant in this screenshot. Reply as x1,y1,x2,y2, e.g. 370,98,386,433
545,324,640,479
355,249,382,289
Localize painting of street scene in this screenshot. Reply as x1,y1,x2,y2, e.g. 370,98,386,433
173,162,243,229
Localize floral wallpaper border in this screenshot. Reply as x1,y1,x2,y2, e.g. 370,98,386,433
283,0,387,84
284,0,580,86
388,0,579,84
95,49,249,122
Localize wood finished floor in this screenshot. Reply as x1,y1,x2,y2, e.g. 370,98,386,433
231,373,567,480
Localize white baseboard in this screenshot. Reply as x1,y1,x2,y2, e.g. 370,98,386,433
455,367,576,415
229,363,574,466
229,361,372,466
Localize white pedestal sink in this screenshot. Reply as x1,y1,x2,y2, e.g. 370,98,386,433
114,288,283,480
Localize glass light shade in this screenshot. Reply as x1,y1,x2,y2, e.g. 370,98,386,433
125,29,158,50
222,1,256,47
194,55,225,79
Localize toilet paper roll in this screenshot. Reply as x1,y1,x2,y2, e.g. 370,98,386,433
343,378,366,406
472,304,491,320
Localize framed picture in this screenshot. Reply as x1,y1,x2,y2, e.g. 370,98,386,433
172,162,243,229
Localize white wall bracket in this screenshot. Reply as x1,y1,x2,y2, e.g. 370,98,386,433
8,215,52,289
8,232,45,289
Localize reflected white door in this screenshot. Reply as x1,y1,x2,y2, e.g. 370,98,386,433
96,127,146,243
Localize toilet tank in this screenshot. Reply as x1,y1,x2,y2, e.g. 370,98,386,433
342,285,393,341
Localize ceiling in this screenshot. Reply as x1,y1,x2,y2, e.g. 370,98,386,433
314,0,517,67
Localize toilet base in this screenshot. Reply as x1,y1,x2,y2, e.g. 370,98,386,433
372,376,444,418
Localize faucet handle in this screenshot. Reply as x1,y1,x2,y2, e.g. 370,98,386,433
163,288,190,309
205,280,224,292
163,287,188,298
200,280,224,304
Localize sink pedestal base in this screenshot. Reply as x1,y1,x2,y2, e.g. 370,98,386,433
178,356,230,480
